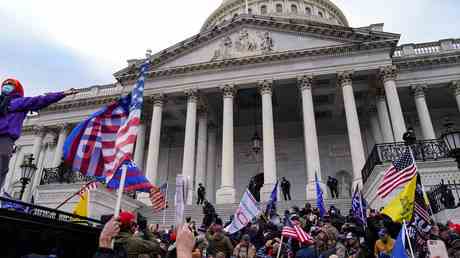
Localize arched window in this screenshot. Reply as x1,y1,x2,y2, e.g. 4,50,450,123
260,5,267,14
276,3,283,13
233,13,239,18
291,4,298,14
318,11,323,17
305,7,312,15
248,8,252,14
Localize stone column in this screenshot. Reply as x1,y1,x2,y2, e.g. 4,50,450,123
258,80,278,201
217,85,236,204
31,126,45,165
206,125,217,203
369,107,383,144
375,94,395,143
52,123,69,167
338,71,365,189
134,123,146,171
25,126,46,201
412,85,436,140
194,105,208,197
145,94,164,184
3,146,20,193
380,65,406,141
297,75,323,199
182,89,198,205
450,81,460,113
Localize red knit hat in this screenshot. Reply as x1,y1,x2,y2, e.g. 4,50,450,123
119,211,135,226
2,78,24,97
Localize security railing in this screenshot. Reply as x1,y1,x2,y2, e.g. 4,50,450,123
40,165,138,200
362,139,450,184
427,179,460,214
0,196,103,226
40,165,97,185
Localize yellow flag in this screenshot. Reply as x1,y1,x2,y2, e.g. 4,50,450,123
73,191,88,218
382,175,417,223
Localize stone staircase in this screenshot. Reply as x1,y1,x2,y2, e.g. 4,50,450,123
138,198,352,227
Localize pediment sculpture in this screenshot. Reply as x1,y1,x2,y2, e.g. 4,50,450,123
212,29,274,61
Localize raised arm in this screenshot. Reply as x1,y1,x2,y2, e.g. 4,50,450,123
9,89,77,112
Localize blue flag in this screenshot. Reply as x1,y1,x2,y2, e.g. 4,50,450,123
391,223,409,258
352,185,367,227
315,174,326,218
265,180,278,218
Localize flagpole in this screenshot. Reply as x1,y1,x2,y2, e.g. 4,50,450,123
403,220,415,258
162,183,169,226
408,146,437,224
276,235,284,258
55,180,98,210
420,181,437,224
87,188,92,220
357,187,367,230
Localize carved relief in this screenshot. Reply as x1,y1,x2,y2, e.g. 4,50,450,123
212,29,274,61
450,81,460,97
297,75,314,91
379,65,398,82
337,71,353,87
258,80,273,95
411,84,427,99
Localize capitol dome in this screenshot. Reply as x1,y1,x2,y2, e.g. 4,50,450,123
202,0,349,31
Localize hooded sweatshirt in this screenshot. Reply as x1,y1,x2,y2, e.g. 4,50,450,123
0,91,65,140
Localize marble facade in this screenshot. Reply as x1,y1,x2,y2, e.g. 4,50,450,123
3,0,460,212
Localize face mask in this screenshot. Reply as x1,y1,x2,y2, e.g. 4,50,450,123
2,84,14,95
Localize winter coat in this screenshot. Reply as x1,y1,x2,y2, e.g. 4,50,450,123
206,231,233,258
115,231,160,258
0,92,65,140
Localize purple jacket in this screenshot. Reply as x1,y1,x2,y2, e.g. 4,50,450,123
0,92,66,140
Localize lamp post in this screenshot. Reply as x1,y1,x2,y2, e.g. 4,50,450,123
19,154,37,201
441,118,460,168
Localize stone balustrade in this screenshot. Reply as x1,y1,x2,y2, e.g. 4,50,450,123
394,38,460,57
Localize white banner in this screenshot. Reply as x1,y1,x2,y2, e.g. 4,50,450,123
175,175,188,225
427,240,448,258
224,190,261,234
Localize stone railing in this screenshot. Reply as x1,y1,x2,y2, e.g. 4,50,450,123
393,38,460,58
362,139,450,184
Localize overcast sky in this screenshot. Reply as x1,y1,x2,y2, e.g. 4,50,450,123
0,0,459,96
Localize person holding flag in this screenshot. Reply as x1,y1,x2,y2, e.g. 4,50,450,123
63,54,161,217
0,78,78,191
265,179,279,224
315,174,326,218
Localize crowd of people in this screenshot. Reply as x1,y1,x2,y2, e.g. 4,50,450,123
93,202,460,258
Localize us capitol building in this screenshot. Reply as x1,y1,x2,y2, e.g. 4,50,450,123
3,0,460,220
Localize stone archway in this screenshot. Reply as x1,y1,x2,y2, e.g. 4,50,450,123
336,170,352,198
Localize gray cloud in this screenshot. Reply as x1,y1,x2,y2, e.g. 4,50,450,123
0,12,113,96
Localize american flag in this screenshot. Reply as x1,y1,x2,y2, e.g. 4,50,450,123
64,60,153,192
150,183,168,213
76,180,99,197
282,218,314,244
377,148,417,198
408,175,432,250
